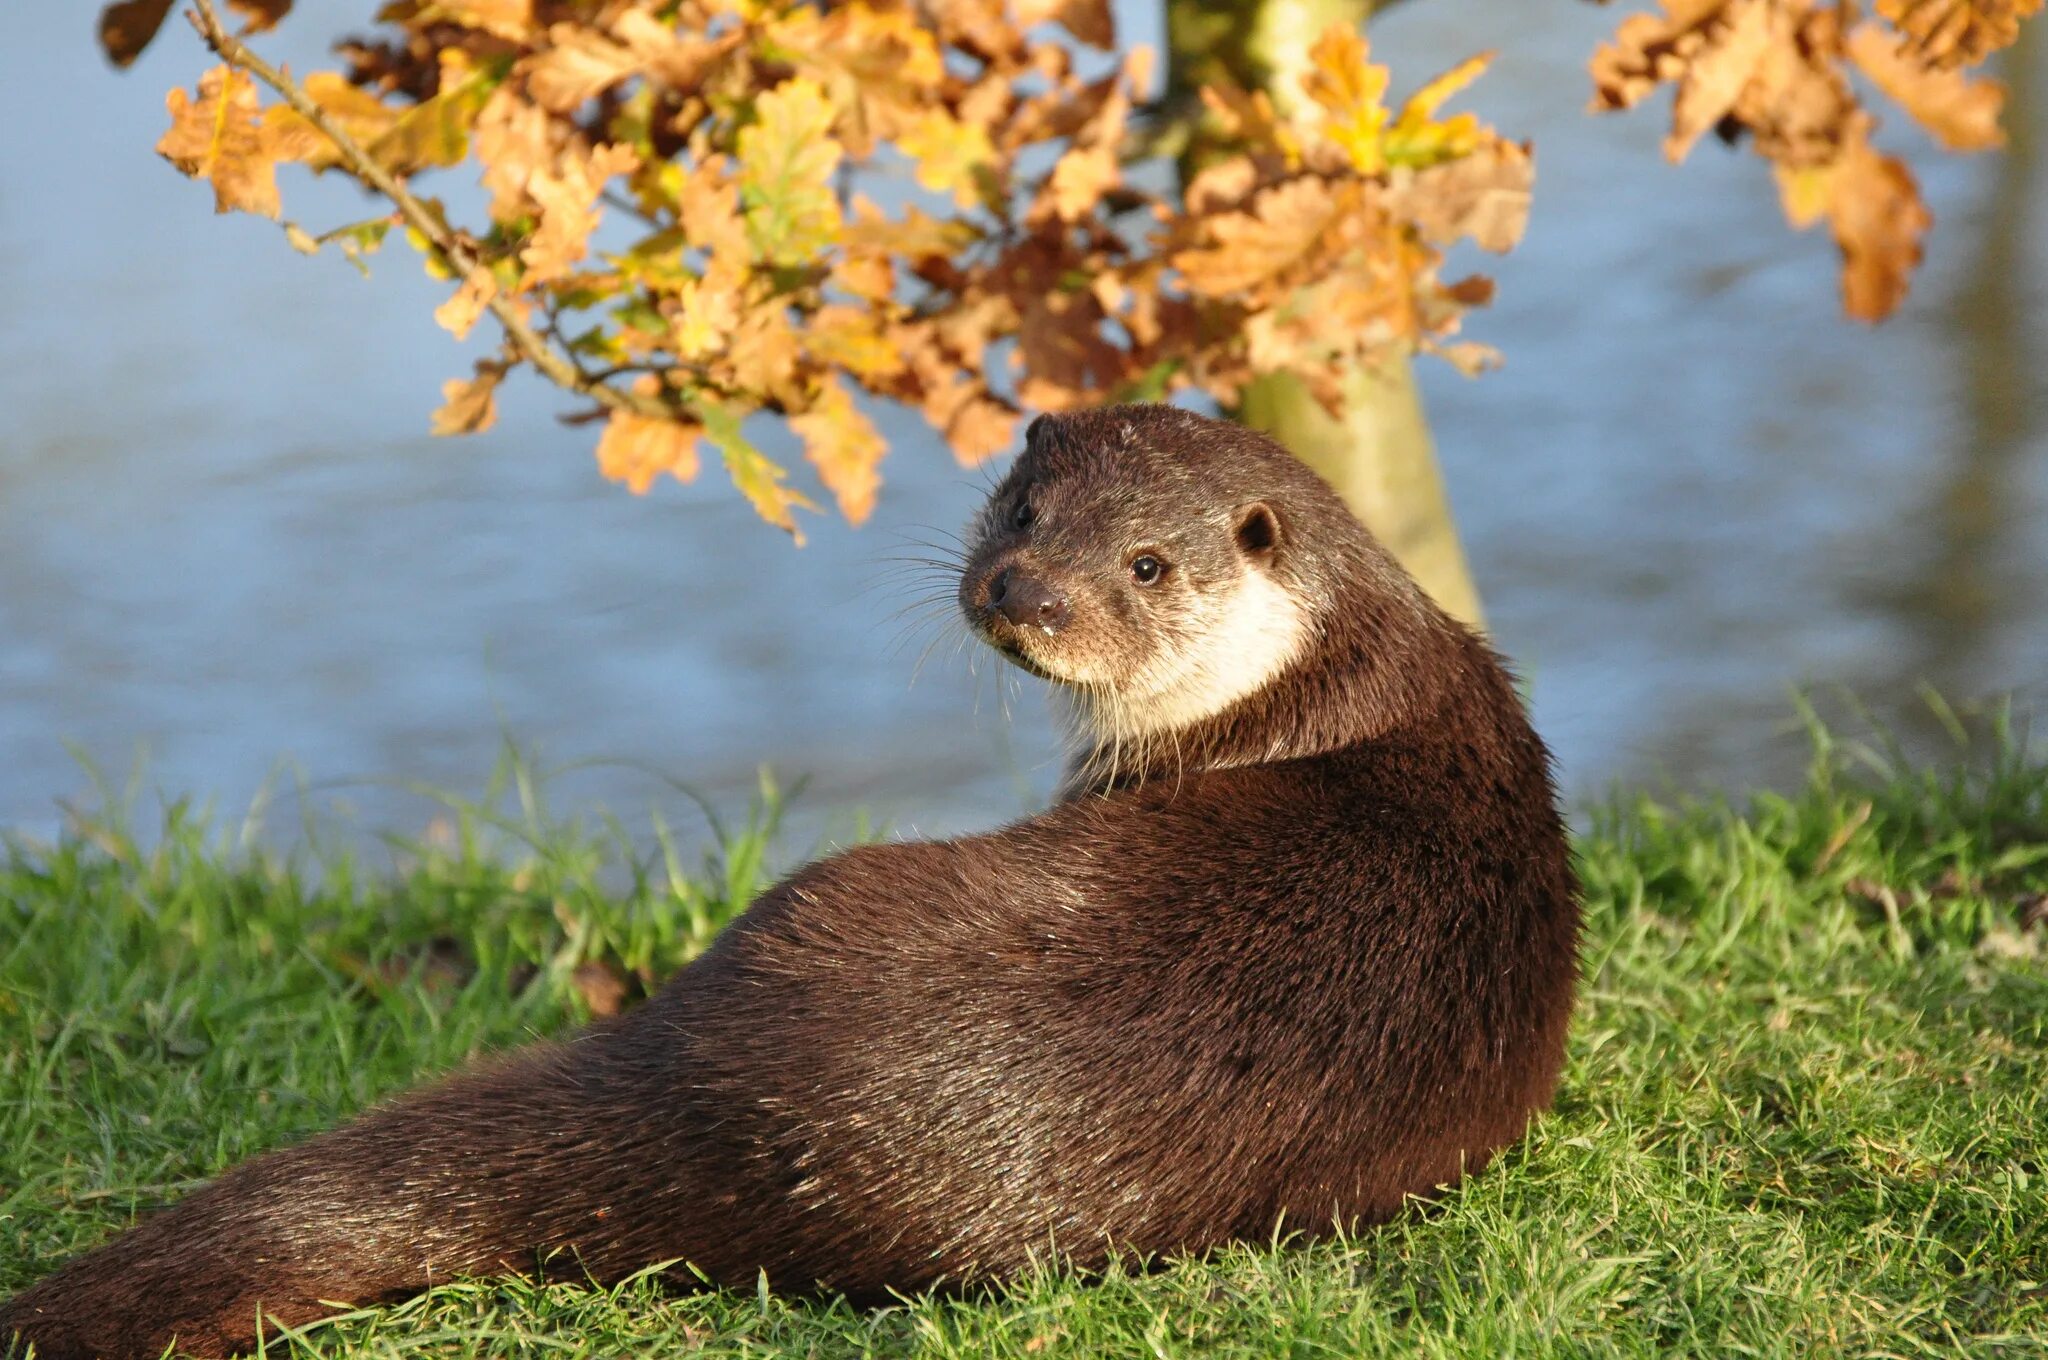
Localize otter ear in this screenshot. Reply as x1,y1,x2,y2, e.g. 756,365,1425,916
1234,502,1281,562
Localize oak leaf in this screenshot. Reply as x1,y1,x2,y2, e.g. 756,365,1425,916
522,143,640,286
1847,23,2006,150
790,377,886,522
944,395,1018,465
224,0,292,33
596,397,702,496
439,0,535,43
1666,0,1772,161
1016,0,1115,48
898,108,997,210
1878,0,2044,67
1385,141,1533,252
434,268,499,341
1826,132,1931,321
1302,27,1392,173
1176,178,1344,296
672,273,743,359
473,86,556,222
526,24,638,113
99,0,175,69
705,404,815,542
158,66,288,219
737,78,844,266
431,359,508,435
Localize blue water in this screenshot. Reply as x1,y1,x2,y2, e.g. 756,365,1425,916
2,1,2044,854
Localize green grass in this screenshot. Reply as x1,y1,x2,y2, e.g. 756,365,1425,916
3,736,2046,1359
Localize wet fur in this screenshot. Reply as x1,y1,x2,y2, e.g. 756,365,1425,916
0,405,1579,1359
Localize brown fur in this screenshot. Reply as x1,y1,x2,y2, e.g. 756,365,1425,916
0,406,1579,1359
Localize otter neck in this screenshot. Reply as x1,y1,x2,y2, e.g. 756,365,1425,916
1060,569,1464,793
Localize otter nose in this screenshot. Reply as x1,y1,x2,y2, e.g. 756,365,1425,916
989,569,1069,632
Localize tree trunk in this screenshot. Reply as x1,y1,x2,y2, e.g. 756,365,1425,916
1164,0,1487,628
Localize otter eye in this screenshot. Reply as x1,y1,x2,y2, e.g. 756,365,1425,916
1130,555,1165,585
1011,500,1034,531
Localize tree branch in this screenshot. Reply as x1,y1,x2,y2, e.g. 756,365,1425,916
184,0,677,423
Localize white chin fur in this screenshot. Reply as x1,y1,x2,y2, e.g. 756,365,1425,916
1088,567,1307,742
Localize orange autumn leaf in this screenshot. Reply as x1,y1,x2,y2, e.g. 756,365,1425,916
596,402,703,496
1175,178,1345,296
791,377,886,522
431,359,508,435
522,143,640,285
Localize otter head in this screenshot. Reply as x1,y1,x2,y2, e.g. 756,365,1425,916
959,405,1344,746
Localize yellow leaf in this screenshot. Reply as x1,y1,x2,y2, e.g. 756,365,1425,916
673,274,742,358
791,376,886,523
805,305,907,380
737,78,845,265
898,108,996,210
704,404,815,541
158,67,286,219
431,360,507,435
1774,161,1835,229
1301,26,1391,174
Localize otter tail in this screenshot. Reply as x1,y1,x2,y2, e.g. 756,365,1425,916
0,1029,699,1360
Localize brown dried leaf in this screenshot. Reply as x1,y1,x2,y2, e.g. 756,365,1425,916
1386,141,1533,252
158,67,285,219
1878,0,2043,68
1826,132,1932,321
1848,23,2006,150
1175,178,1342,296
99,0,175,69
225,0,292,33
1016,0,1115,47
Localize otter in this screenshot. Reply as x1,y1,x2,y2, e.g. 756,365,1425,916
0,405,1579,1360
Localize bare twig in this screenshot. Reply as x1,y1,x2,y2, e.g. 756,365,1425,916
184,0,676,423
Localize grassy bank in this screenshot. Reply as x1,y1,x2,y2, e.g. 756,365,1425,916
2,744,2045,1359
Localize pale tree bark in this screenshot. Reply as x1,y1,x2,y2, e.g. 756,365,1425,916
1165,0,1487,628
